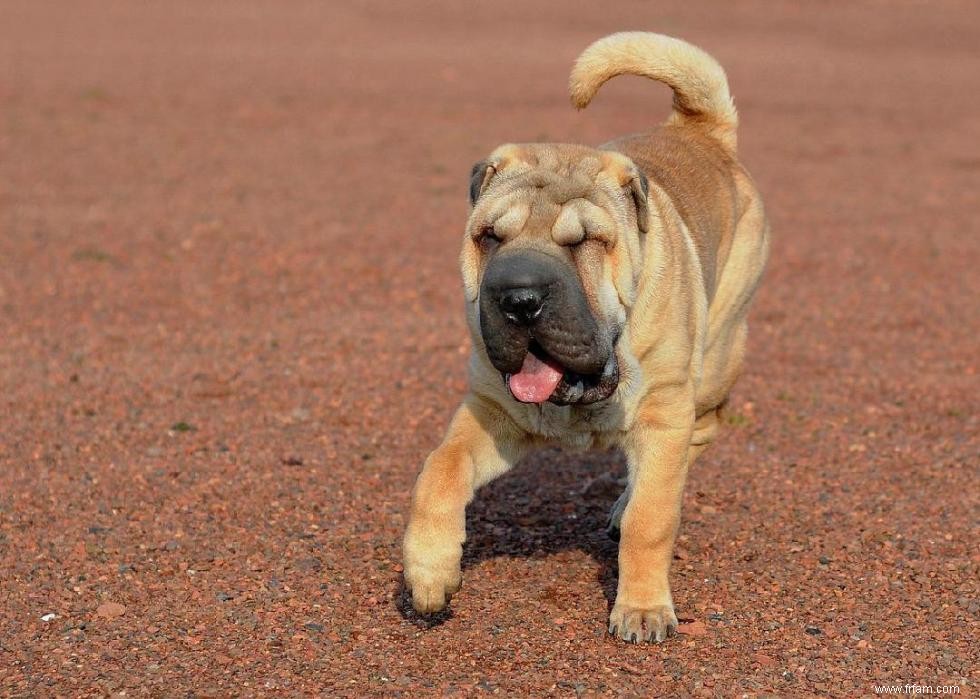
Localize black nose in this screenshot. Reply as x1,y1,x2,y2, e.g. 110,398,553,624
482,250,561,328
499,287,545,325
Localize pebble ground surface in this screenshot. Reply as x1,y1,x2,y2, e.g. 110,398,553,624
1,1,978,696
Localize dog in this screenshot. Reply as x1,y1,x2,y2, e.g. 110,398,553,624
402,32,769,643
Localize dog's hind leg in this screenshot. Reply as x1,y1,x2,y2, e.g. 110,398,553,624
689,399,725,463
606,484,630,541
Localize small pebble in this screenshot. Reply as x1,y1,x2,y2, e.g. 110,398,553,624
96,602,127,619
677,620,707,636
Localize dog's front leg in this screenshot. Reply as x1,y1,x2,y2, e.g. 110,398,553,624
403,395,526,614
610,389,694,643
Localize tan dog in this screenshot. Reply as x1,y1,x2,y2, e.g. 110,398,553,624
403,32,769,643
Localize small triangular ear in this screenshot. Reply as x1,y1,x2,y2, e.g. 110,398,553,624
626,169,650,234
469,160,497,205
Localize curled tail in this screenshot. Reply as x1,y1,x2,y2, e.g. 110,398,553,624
569,32,738,152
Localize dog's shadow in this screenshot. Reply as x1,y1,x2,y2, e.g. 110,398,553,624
396,447,626,627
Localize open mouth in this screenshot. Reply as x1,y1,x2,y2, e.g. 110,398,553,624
505,341,619,406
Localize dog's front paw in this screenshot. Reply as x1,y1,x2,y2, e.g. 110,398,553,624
608,602,678,643
403,560,462,614
403,525,462,614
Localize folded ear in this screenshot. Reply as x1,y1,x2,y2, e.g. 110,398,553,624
626,169,650,234
469,160,498,205
600,152,650,234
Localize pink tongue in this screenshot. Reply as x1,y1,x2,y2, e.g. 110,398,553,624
508,351,564,404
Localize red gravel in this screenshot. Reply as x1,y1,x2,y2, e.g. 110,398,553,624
1,2,977,696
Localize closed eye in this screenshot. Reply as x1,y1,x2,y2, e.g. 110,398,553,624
569,235,611,252
476,225,502,253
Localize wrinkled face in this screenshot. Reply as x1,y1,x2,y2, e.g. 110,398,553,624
460,144,649,405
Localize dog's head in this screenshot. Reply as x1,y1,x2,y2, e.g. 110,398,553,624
460,144,649,405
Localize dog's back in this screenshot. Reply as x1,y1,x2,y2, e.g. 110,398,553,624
609,128,741,302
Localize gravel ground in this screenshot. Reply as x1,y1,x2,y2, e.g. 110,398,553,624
1,1,977,696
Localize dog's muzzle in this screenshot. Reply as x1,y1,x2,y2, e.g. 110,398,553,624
478,250,619,405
